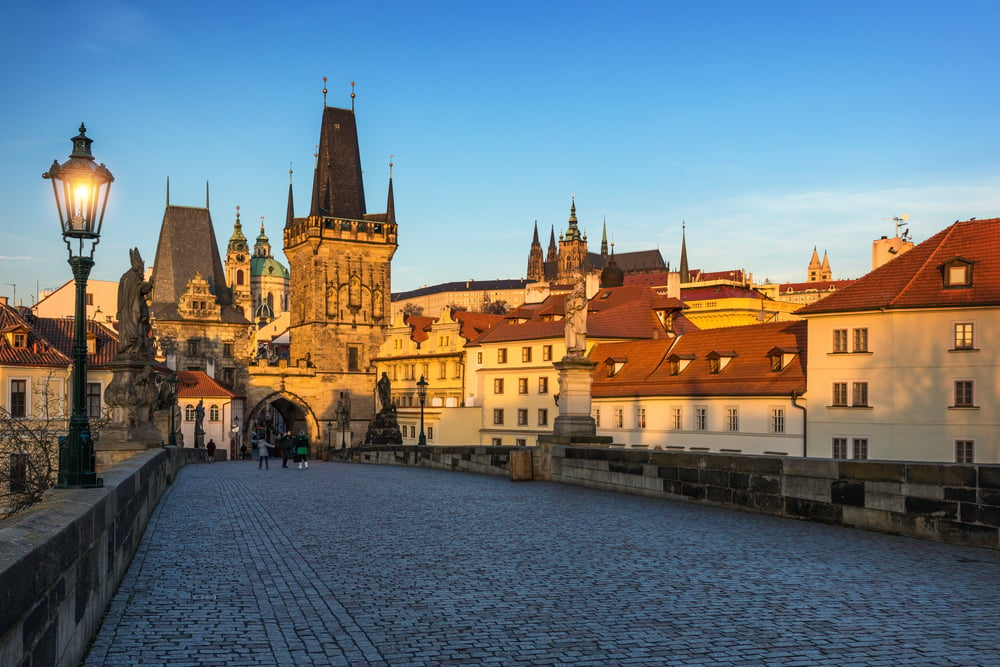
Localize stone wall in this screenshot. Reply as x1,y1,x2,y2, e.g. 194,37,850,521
336,445,521,477
0,447,197,667
552,447,1000,549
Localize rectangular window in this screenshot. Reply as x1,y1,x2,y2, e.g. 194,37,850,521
497,348,508,364
491,437,502,446
852,382,868,407
538,377,548,394
833,382,848,406
223,342,233,357
671,407,682,430
594,408,600,427
853,328,869,353
347,345,360,372
770,355,782,372
493,408,504,425
10,379,27,418
538,408,548,426
956,440,974,463
695,407,707,431
518,378,528,394
187,339,200,355
517,409,528,426
832,329,848,353
9,453,28,494
438,362,447,379
427,426,434,440
477,352,483,364
493,378,504,394
832,437,848,459
87,382,102,419
771,408,785,434
709,358,720,374
542,345,552,361
954,380,974,407
515,438,527,447
726,408,739,432
221,368,235,387
614,407,624,429
852,438,869,460
521,347,532,363
954,323,974,350
637,407,646,429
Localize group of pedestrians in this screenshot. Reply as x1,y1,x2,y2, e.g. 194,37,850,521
256,431,310,470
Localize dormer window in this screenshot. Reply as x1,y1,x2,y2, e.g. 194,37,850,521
767,346,799,372
706,351,738,374
667,353,695,375
605,357,628,377
941,258,974,288
12,332,27,348
86,332,97,355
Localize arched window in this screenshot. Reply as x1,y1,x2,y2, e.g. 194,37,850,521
185,404,195,421
267,293,274,310
236,269,244,285
210,404,220,421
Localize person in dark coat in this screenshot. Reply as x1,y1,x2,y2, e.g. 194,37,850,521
281,432,292,468
206,439,216,463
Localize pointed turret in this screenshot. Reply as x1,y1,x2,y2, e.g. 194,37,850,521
254,218,272,259
285,166,295,229
546,225,558,263
564,196,582,242
808,246,823,282
679,223,690,284
600,218,608,258
309,106,366,219
227,206,248,255
385,159,396,225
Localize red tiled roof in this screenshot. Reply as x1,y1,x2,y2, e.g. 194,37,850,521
682,284,771,301
29,317,120,368
404,314,436,344
779,279,853,293
176,370,243,399
590,320,807,398
797,218,1000,315
470,285,682,345
454,310,504,341
623,272,671,287
0,304,72,366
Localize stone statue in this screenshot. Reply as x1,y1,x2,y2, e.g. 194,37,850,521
195,399,205,435
377,372,392,413
564,271,588,356
115,248,153,361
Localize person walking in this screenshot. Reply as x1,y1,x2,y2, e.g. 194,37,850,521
257,437,270,470
295,431,309,469
206,439,216,463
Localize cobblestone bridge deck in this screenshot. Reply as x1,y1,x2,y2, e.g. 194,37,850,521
83,460,1000,666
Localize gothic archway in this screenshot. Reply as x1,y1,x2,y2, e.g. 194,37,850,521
245,390,320,447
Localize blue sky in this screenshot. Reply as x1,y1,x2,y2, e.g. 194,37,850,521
2,1,999,305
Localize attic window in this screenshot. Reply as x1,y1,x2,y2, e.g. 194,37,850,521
605,357,628,377
942,258,974,288
12,332,27,348
767,346,799,372
86,333,97,355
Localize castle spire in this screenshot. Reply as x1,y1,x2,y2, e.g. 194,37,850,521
285,163,295,229
600,217,608,258
385,155,396,225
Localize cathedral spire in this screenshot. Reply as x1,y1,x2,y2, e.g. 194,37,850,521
547,225,558,263
600,217,608,258
564,195,582,242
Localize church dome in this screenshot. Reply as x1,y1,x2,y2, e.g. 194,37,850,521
600,255,624,288
250,256,289,279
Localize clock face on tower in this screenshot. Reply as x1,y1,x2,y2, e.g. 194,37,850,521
236,254,245,262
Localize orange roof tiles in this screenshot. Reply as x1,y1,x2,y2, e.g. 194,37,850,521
176,370,243,399
590,320,807,398
798,218,1000,315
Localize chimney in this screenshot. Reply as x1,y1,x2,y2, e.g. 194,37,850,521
0,296,7,305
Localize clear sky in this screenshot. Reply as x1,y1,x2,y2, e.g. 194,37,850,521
2,1,999,305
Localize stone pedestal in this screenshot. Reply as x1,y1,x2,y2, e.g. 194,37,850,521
553,355,598,437
97,362,166,459
364,406,403,444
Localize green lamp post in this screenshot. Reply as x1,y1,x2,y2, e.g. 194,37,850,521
43,124,113,488
416,375,428,446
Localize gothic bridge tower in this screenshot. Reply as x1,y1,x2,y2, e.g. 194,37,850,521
247,87,397,445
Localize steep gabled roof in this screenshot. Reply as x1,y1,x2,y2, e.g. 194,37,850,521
0,304,70,366
151,205,243,322
404,314,436,344
29,316,119,368
797,218,1000,315
590,320,807,398
454,310,504,342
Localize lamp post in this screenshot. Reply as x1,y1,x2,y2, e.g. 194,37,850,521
44,124,113,489
416,375,428,446
167,374,179,447
339,396,350,448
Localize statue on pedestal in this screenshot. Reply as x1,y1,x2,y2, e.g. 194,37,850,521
564,270,587,357
114,248,153,362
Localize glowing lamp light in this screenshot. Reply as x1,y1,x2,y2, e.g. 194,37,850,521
43,123,114,258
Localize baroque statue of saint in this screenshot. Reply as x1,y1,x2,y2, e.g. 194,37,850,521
564,270,588,356
115,248,154,361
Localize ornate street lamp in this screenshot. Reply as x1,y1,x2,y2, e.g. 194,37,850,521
339,396,350,448
416,375,428,446
44,124,113,488
167,374,180,447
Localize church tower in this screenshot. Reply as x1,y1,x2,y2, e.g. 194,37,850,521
558,197,588,278
527,221,544,281
225,206,251,317
283,100,397,373
807,247,831,282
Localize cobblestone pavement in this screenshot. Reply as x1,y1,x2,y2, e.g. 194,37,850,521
83,461,1000,666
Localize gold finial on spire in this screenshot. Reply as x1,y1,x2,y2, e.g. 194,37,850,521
314,145,319,169
322,76,328,107
236,205,240,223
260,215,265,232
289,162,293,184
389,154,394,179
351,80,356,112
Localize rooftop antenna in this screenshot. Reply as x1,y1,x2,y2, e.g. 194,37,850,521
351,81,356,112
322,76,328,107
885,213,909,239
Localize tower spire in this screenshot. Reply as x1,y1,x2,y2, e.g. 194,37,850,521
600,217,608,257
385,155,395,225
322,76,328,107
285,163,295,229
351,80,356,112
